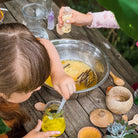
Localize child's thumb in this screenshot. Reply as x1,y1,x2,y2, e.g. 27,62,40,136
34,119,42,132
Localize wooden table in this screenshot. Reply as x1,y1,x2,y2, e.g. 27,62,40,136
1,0,138,137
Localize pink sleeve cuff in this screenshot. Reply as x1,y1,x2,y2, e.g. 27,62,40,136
87,11,120,29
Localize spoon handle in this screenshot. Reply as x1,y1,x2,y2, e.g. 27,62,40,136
128,120,134,125
0,8,8,11
110,71,116,79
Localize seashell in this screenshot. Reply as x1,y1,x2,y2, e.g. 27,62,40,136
128,114,138,125
34,102,46,111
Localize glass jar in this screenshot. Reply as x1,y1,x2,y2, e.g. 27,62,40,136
42,100,66,137
22,3,49,39
42,0,53,14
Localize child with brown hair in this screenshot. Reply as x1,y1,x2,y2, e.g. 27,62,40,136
0,23,75,138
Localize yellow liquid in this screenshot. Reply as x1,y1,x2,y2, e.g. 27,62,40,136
45,60,97,91
42,108,65,137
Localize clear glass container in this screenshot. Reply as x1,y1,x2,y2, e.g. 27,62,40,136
22,3,49,39
42,0,53,14
42,100,66,137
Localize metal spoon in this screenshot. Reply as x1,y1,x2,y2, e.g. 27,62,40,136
128,114,138,125
56,98,66,114
0,8,8,11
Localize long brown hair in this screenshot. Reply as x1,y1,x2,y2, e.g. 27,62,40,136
0,23,50,126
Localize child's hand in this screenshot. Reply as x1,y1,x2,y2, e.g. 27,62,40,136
58,7,93,27
23,120,60,138
51,70,76,100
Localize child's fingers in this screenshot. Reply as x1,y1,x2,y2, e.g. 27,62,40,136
58,7,65,27
59,6,65,18
58,16,63,27
43,131,60,137
34,120,42,132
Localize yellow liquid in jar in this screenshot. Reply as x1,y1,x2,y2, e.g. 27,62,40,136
45,60,97,91
42,109,66,137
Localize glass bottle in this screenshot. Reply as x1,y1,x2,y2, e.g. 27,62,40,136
47,9,55,30
61,7,72,33
42,100,66,137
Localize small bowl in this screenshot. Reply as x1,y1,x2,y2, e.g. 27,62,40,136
106,86,133,114
78,127,102,138
0,10,4,23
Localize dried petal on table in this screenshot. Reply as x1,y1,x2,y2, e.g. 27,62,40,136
34,102,46,111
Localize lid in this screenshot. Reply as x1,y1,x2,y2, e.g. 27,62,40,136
90,109,114,128
78,127,101,138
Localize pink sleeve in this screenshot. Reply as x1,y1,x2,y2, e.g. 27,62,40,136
87,11,120,29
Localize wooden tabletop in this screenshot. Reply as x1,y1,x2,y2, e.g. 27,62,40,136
1,0,138,137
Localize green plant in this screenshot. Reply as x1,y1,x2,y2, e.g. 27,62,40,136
66,0,138,72
67,0,102,13
106,120,136,138
0,118,11,135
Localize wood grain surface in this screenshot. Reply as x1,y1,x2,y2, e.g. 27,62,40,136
1,0,138,137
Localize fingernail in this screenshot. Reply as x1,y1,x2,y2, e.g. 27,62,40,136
51,131,60,135
38,119,40,122
66,20,70,23
56,131,61,134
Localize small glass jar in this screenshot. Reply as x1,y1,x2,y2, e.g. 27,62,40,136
41,100,66,137
22,3,49,39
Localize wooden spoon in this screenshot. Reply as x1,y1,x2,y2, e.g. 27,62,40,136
128,114,138,125
110,71,125,86
34,102,46,111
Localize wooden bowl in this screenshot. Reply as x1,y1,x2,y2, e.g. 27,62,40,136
106,86,133,114
78,127,102,138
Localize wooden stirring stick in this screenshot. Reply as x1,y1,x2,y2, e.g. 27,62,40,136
128,114,138,125
34,102,46,111
110,71,125,86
